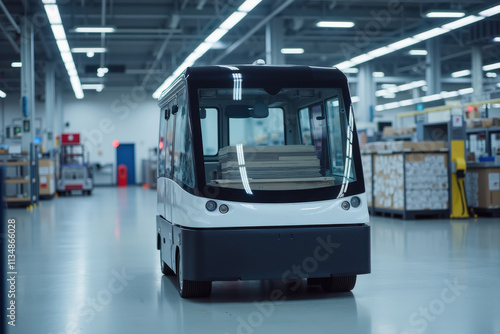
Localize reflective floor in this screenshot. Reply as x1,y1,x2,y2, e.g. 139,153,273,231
6,187,500,334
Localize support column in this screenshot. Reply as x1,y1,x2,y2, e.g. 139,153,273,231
425,38,441,95
471,46,483,102
20,19,35,151
56,84,64,140
357,63,375,123
45,62,55,151
265,18,284,65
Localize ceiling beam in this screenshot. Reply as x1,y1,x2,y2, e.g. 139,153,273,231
212,0,296,64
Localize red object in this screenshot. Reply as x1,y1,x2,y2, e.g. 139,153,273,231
62,133,81,145
117,164,128,187
112,140,120,148
65,185,83,190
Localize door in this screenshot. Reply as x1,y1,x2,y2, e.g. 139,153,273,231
116,143,136,185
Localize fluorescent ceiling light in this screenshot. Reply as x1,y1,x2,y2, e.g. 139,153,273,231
153,0,264,99
205,28,229,43
420,94,441,102
61,51,73,63
497,83,500,88
71,47,107,53
414,27,449,41
335,61,355,70
382,93,396,99
399,99,414,106
426,11,465,18
220,11,247,30
381,84,397,89
56,39,70,52
11,62,22,68
479,4,500,17
442,15,484,30
388,37,419,51
351,54,374,65
82,84,104,92
458,88,474,95
483,62,500,71
409,49,428,56
351,96,360,103
0,90,6,98
74,26,116,33
281,48,304,54
451,69,471,78
494,37,500,42
486,72,497,78
372,72,385,78
316,21,355,28
69,76,84,99
343,68,359,74
440,91,459,98
368,47,393,58
42,0,56,3
238,0,263,13
44,4,61,24
50,24,66,40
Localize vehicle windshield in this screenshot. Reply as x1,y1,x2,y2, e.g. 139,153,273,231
198,87,356,194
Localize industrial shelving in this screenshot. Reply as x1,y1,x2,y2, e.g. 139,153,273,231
0,144,39,207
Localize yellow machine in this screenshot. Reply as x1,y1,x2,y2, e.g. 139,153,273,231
450,140,469,218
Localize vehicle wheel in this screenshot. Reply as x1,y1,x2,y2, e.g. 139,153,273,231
160,246,175,276
176,252,211,298
320,276,357,292
88,190,92,196
57,191,64,196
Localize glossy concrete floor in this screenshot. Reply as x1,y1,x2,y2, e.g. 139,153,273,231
6,187,500,334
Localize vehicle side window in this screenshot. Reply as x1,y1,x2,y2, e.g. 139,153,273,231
298,108,311,145
173,92,195,188
200,108,219,156
158,109,167,177
326,97,347,177
165,107,175,178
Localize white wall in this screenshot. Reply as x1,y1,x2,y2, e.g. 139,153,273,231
63,89,159,183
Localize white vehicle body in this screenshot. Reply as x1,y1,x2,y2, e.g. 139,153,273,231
155,65,370,297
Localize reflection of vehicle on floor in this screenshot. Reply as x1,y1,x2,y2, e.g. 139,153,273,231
155,65,370,298
57,133,94,196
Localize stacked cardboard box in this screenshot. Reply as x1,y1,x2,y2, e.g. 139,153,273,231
39,158,56,198
465,167,500,209
361,154,373,206
373,152,449,212
405,154,448,210
218,145,321,180
373,154,405,210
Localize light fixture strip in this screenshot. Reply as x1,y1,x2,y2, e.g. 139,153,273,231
334,3,500,71
153,0,263,99
43,1,83,99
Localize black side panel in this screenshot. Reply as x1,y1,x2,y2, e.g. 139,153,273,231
177,224,370,281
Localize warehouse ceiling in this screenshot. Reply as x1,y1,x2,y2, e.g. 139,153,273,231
1,0,500,101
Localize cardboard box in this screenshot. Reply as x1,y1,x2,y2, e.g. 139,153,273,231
389,141,447,152
39,159,56,197
382,126,395,137
467,167,500,209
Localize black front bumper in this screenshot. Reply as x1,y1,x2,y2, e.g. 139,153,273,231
176,223,371,281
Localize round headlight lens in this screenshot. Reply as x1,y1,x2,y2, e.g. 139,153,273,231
219,204,229,214
350,196,361,208
341,201,350,211
205,200,217,212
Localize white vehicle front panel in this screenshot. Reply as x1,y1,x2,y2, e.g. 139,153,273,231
168,180,369,229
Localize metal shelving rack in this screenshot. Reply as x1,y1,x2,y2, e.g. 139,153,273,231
0,144,39,207
466,126,500,158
